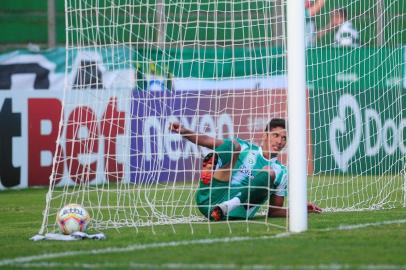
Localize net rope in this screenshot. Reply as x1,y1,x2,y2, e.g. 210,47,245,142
39,0,405,234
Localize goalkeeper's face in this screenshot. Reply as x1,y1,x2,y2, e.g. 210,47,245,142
263,126,287,154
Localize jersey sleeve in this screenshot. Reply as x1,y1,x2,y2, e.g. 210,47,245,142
214,138,237,166
274,172,287,197
304,8,310,20
271,163,288,197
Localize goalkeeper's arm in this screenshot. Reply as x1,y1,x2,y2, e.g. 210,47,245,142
268,195,322,217
169,122,224,149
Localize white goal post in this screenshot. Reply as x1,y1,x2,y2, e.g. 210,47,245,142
287,0,307,233
38,0,406,235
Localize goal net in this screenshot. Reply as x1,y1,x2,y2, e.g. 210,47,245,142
39,0,405,234
307,0,406,211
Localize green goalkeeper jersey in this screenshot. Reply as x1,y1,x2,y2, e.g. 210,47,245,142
195,138,288,219
217,138,287,196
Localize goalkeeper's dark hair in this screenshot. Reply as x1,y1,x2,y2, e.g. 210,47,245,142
265,118,286,132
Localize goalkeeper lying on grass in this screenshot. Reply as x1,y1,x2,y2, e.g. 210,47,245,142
169,118,321,221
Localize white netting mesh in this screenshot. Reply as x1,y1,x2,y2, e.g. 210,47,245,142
306,0,405,211
39,0,405,234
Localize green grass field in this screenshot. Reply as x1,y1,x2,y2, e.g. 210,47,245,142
0,187,405,270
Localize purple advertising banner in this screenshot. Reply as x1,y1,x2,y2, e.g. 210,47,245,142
130,89,288,183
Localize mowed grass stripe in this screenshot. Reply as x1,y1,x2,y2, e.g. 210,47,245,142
0,186,405,269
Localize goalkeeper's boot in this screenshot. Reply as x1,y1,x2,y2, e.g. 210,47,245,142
210,203,228,221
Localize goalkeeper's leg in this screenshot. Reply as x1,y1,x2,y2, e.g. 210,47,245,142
210,170,272,221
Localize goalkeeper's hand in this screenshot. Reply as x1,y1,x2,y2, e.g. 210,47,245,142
169,122,189,135
307,202,322,213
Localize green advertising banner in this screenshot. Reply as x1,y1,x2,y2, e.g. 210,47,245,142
134,47,286,79
134,46,405,174
307,48,405,174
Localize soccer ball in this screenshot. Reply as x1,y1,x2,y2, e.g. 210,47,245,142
56,204,90,235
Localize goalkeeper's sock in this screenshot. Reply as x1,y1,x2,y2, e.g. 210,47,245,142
224,197,241,213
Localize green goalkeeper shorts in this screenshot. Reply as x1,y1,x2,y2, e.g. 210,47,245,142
195,178,262,220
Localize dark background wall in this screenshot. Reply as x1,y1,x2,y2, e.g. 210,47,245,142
0,0,404,52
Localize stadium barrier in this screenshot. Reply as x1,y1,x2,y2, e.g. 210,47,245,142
0,47,405,189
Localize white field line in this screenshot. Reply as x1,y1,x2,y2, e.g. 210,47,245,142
1,219,406,267
11,262,406,270
0,234,290,267
318,218,406,232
